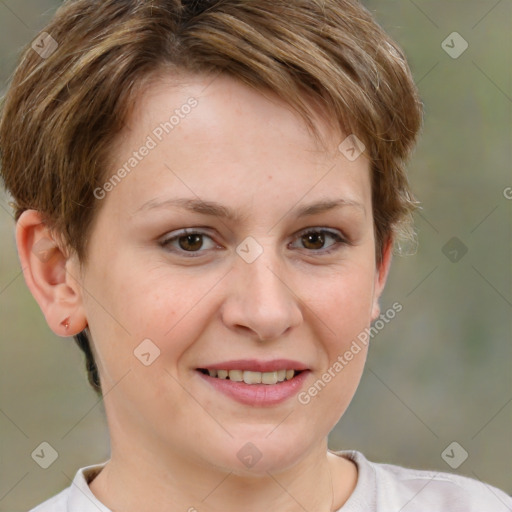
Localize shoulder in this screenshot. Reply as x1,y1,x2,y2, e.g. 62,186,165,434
337,450,512,511
375,461,512,510
27,462,109,512
28,488,68,512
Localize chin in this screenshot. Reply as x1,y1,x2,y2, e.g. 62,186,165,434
206,430,314,476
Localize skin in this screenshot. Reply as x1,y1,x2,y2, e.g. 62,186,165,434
17,73,392,512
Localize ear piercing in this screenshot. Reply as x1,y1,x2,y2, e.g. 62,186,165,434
61,318,70,330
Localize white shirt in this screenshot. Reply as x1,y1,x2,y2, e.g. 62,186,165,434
29,450,512,511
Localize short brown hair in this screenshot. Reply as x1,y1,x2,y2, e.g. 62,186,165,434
0,0,423,395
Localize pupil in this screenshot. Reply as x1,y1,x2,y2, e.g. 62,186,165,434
179,234,202,251
303,232,324,250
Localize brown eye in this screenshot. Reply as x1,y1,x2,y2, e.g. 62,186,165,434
301,232,326,250
178,234,204,251
290,228,346,254
160,229,218,256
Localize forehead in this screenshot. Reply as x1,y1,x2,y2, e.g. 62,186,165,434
103,72,372,218
127,71,340,150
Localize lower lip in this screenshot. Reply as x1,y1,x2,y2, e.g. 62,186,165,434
197,370,310,406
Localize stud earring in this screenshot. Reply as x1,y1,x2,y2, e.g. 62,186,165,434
61,318,70,330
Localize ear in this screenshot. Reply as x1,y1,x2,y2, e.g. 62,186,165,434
15,210,88,337
370,236,394,322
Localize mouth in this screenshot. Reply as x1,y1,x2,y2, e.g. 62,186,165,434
196,368,304,385
195,361,310,406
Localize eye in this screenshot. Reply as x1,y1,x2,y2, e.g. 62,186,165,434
159,227,348,258
289,228,347,254
160,229,219,256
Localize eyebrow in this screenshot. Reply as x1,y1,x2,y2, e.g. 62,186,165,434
134,197,365,221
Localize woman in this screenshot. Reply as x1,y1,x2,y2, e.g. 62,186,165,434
1,1,510,510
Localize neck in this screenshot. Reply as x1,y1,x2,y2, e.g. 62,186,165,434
89,439,357,512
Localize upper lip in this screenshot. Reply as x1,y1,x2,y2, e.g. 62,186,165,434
197,359,309,372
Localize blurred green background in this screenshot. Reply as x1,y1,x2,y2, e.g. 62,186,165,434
0,1,511,510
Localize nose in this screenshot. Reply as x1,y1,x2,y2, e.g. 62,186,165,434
220,248,303,341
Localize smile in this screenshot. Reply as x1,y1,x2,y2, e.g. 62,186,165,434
196,365,310,406
197,368,301,384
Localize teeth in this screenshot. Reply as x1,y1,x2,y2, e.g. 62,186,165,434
261,371,278,385
204,369,299,384
243,371,262,384
228,370,243,382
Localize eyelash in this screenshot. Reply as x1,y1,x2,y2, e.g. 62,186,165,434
159,228,348,257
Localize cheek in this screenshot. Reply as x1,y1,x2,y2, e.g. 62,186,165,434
301,262,376,344
297,269,373,424
87,259,221,366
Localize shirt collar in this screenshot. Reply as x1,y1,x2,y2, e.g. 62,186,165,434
66,460,111,512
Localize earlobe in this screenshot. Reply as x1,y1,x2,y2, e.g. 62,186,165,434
15,210,87,337
370,237,394,322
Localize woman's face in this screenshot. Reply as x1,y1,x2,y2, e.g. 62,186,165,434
76,72,391,474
